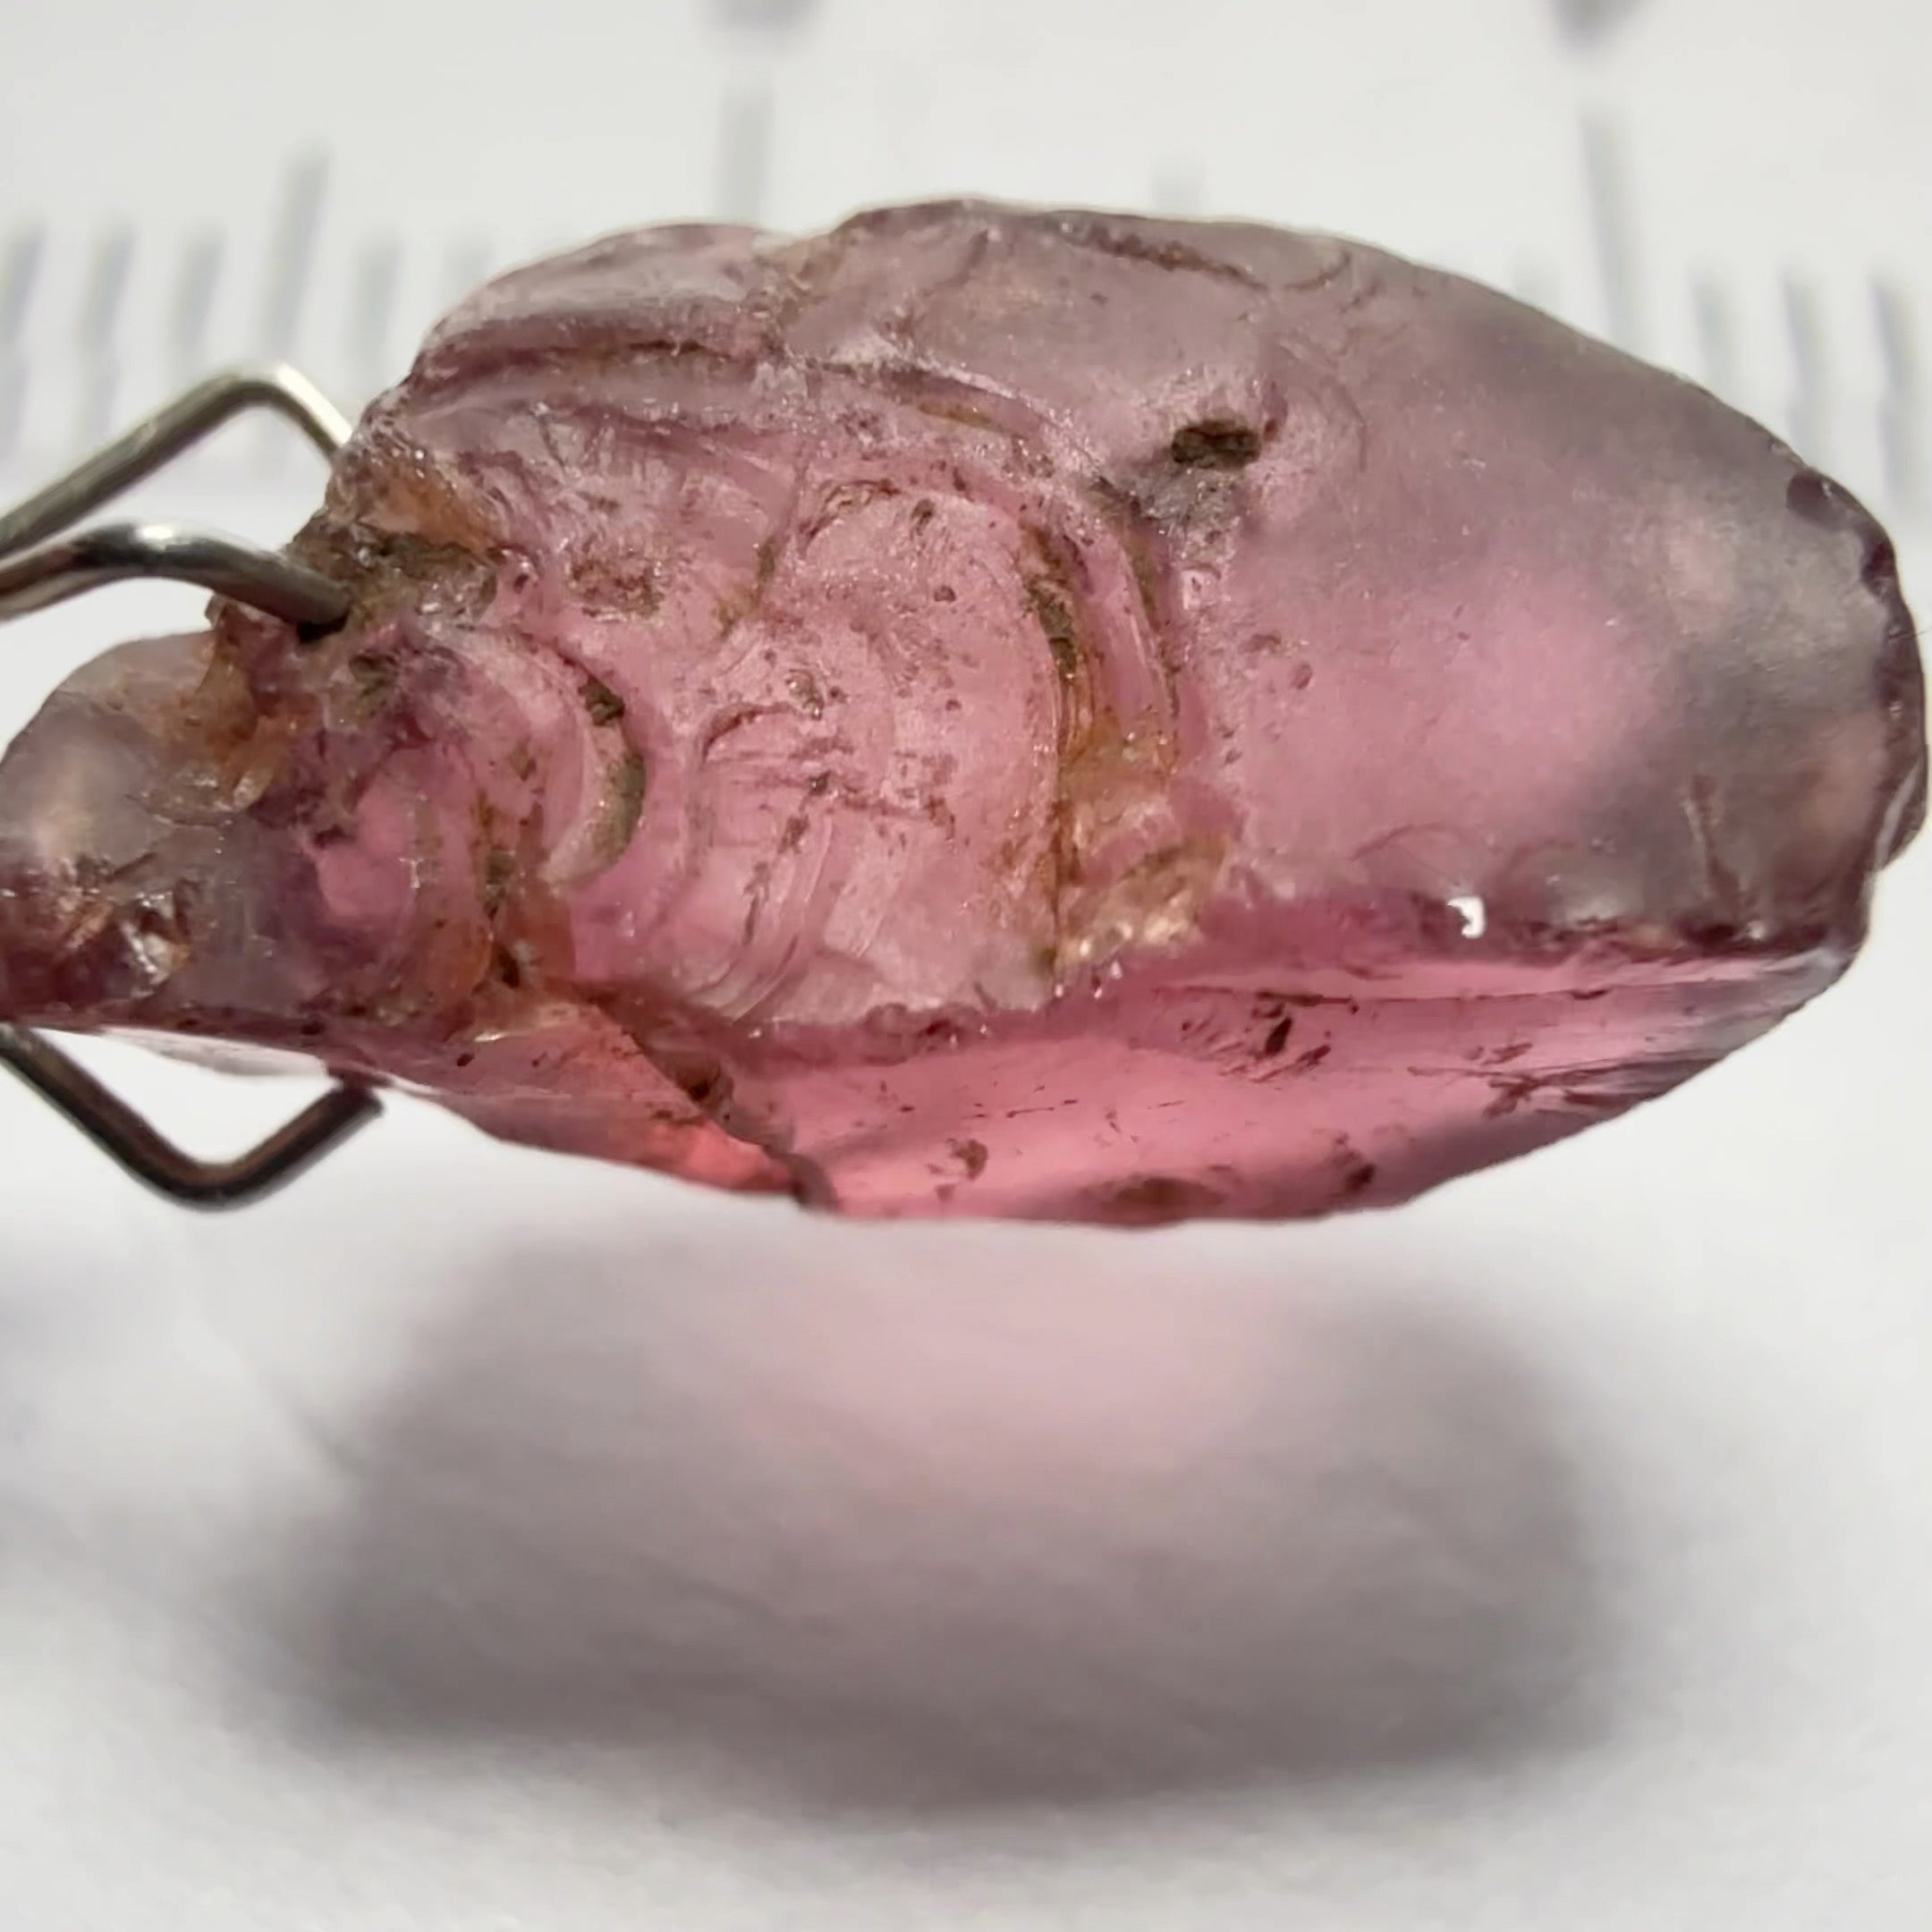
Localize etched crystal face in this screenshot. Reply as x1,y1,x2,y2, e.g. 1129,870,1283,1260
0,204,1921,1222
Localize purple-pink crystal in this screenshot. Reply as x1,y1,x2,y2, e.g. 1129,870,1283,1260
0,203,1921,1221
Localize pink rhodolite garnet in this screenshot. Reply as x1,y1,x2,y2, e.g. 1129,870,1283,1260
0,204,1920,1221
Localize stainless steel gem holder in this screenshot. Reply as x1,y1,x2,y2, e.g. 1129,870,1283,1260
0,369,380,1205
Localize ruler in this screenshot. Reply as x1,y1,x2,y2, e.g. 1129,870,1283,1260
0,0,1925,537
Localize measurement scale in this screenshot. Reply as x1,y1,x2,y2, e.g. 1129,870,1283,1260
0,0,1925,540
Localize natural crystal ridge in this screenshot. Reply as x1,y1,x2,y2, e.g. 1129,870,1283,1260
0,203,1921,1220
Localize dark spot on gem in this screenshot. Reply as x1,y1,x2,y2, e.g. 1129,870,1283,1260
1864,533,1899,595
348,651,396,712
1680,918,1741,947
610,751,648,851
951,1137,989,1178
1340,1157,1377,1196
298,1017,326,1038
565,548,660,618
674,1059,727,1108
1104,1174,1224,1225
701,705,763,755
1785,470,1842,527
787,669,826,719
1170,417,1264,470
1261,1015,1294,1057
480,848,515,916
1482,1076,1538,1120
1561,1088,1624,1111
1292,1044,1332,1072
934,584,957,602
1027,578,1080,676
582,677,625,725
491,944,524,989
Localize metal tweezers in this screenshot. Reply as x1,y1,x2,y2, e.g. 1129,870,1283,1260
0,369,380,1207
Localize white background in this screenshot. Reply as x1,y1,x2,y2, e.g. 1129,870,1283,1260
3,3,1930,1927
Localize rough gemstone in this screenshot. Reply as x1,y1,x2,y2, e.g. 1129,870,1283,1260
0,203,1922,1222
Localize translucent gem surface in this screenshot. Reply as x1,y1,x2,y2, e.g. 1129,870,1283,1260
0,204,1920,1220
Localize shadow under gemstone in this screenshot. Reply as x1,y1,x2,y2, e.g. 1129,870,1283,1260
265,1214,1620,1815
